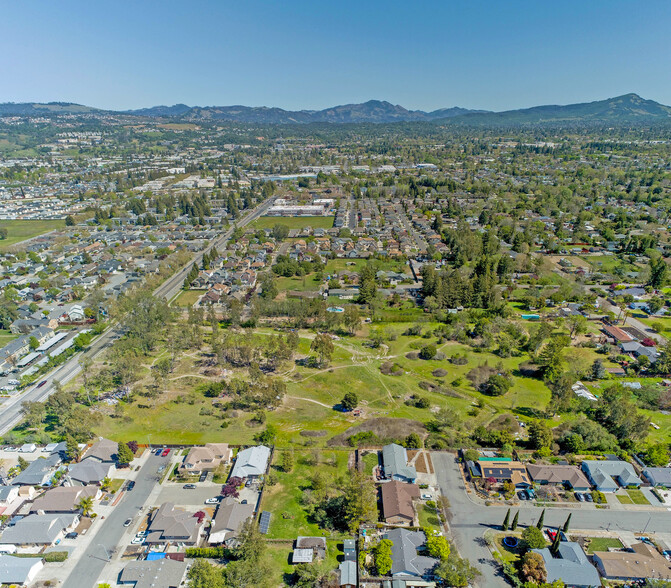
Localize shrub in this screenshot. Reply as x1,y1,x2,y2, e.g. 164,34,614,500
44,551,68,562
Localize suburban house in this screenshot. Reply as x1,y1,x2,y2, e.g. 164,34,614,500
207,498,254,545
533,542,601,588
81,438,118,463
229,445,271,480
119,558,188,588
0,486,20,508
385,528,438,579
477,459,532,489
381,481,420,525
145,503,202,545
0,555,44,587
292,537,327,564
642,467,671,488
339,560,357,588
0,513,79,546
382,444,417,483
526,464,591,491
179,443,232,476
68,459,115,486
11,454,62,487
581,460,642,492
592,542,671,581
30,485,100,514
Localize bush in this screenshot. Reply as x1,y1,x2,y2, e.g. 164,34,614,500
521,526,547,550
185,546,225,558
419,344,438,360
44,551,68,562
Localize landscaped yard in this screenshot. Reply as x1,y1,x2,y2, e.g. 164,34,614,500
418,503,441,532
582,537,624,554
251,216,334,231
625,488,650,505
0,220,65,251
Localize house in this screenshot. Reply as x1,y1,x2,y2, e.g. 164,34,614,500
0,555,44,586
601,324,633,343
382,444,417,483
533,542,601,588
343,539,356,561
385,528,438,579
0,486,20,508
581,460,642,492
381,481,420,525
642,467,671,488
526,464,591,491
68,459,115,485
0,513,79,546
119,558,188,588
145,503,202,545
293,536,326,563
208,498,255,545
592,542,671,581
229,445,270,480
81,438,118,463
180,443,232,475
339,560,357,588
11,454,61,486
477,460,531,489
30,485,100,514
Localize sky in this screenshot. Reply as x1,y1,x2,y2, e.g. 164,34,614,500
2,0,670,112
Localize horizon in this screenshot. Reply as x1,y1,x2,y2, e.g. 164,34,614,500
2,1,670,111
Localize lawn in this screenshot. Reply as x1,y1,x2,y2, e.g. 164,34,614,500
276,274,322,292
0,329,17,346
265,540,341,586
418,503,441,532
583,537,624,554
252,216,334,231
360,451,379,475
0,220,65,251
492,531,525,564
172,289,204,307
625,488,650,505
259,449,351,539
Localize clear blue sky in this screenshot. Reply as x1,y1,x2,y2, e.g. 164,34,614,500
2,0,670,111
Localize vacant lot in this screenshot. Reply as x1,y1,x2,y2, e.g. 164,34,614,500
172,289,203,307
0,220,65,251
252,216,334,230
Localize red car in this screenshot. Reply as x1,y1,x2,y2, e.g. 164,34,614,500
161,448,170,457
37,380,47,388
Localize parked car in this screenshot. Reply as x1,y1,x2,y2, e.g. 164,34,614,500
131,536,144,545
123,518,132,527
155,448,162,456
585,493,593,502
199,472,207,482
65,532,78,539
161,448,170,457
37,380,47,388
184,484,196,489
576,492,584,502
127,481,135,491
518,491,528,500
241,499,248,504
205,497,220,504
421,493,431,500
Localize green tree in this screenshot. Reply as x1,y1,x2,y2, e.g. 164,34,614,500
404,432,423,449
511,511,519,531
28,336,39,350
426,534,451,560
17,456,29,471
117,442,134,466
521,550,547,583
344,470,378,530
536,508,546,530
373,539,393,575
649,256,668,288
187,560,225,588
77,496,94,517
528,420,553,450
502,508,510,531
590,358,606,381
341,391,359,411
65,215,76,226
522,525,547,550
644,443,670,467
343,305,361,335
434,550,481,587
310,333,334,367
20,401,45,430
562,513,572,533
280,450,294,473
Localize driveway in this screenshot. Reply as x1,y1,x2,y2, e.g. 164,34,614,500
61,451,172,587
157,482,220,506
431,452,671,588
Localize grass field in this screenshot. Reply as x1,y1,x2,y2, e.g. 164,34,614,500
583,537,624,553
172,289,203,307
625,488,649,505
0,329,17,346
252,216,334,230
0,220,65,251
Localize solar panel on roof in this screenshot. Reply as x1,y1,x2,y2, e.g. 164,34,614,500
259,511,271,534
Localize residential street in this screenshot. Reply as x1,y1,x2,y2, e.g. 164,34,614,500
61,451,172,588
431,452,671,588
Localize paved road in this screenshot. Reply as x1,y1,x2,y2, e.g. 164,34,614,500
62,452,171,588
0,197,275,438
431,452,671,588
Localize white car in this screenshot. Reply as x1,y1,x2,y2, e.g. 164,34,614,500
205,497,220,505
421,493,432,500
131,537,144,545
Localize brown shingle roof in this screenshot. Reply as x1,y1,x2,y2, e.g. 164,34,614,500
381,481,420,521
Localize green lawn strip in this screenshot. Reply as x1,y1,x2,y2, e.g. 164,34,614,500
360,451,379,475
616,494,633,504
418,503,441,532
626,489,650,505
0,220,65,251
251,216,334,230
583,537,624,554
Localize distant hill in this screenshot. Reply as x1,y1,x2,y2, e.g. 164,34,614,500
444,93,671,125
0,94,669,125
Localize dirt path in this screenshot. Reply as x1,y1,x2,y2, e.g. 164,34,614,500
286,395,333,409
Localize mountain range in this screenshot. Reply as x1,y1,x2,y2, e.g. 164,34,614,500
1,94,670,125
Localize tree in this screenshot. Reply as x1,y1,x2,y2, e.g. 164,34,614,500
404,433,422,449
373,539,393,575
310,333,334,367
562,513,572,533
482,373,512,397
501,508,510,531
234,519,265,562
65,435,80,463
20,401,45,430
528,420,553,450
65,215,76,226
280,450,294,473
127,440,139,454
434,550,481,587
101,477,111,491
590,359,606,381
187,560,225,588
649,256,668,288
551,528,561,554
419,344,437,360
17,456,29,471
254,425,277,445
343,305,361,335
28,336,39,350
426,534,451,560
117,442,134,466
344,470,378,530
341,391,359,411
357,263,378,305
511,511,519,531
567,315,588,340
77,496,94,517
521,551,547,584
536,508,546,530
522,526,547,550
644,443,670,467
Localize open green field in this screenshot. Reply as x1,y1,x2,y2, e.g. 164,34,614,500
172,289,203,307
0,329,17,347
0,220,65,251
276,274,322,292
260,449,351,539
581,255,641,274
252,216,334,230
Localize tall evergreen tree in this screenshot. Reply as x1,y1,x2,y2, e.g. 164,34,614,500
502,508,510,531
562,513,571,533
511,511,519,531
536,509,546,530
